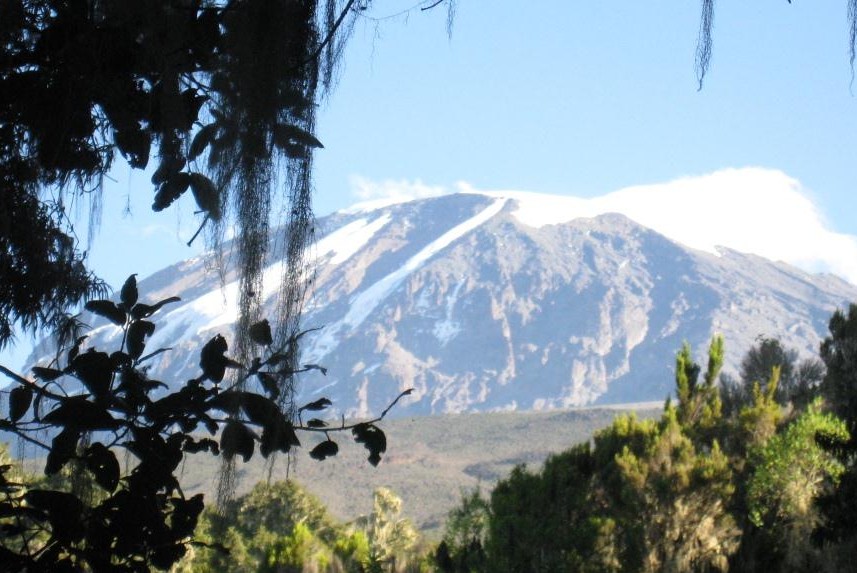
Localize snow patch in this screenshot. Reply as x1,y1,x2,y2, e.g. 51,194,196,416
315,214,391,265
303,198,509,363
433,280,465,345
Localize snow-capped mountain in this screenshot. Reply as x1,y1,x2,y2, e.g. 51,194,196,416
31,180,857,417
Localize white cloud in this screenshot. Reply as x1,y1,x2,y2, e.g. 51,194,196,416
342,168,857,284
134,223,175,239
465,167,857,285
347,175,448,211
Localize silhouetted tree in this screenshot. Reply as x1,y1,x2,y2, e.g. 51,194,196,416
721,337,823,417
0,0,456,358
815,304,857,561
0,276,408,571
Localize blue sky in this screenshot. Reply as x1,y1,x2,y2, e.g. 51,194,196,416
4,1,857,369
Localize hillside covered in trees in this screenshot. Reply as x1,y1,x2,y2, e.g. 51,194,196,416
5,304,857,572
434,311,857,573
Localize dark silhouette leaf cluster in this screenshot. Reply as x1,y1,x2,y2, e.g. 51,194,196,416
0,0,359,349
0,275,409,571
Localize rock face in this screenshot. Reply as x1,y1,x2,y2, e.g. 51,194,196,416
36,192,857,417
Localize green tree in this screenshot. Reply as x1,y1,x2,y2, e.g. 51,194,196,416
195,480,342,572
815,304,857,563
599,407,738,573
479,338,739,573
721,337,823,417
355,487,420,573
675,337,723,440
745,400,848,572
440,488,489,573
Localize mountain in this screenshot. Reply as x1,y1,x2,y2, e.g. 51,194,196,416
29,190,857,417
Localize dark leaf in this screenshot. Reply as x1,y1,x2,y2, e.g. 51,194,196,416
306,418,327,428
189,123,218,160
137,347,172,364
31,366,64,381
257,372,280,400
248,319,273,346
220,420,256,462
180,89,207,130
44,428,80,475
171,494,204,538
199,334,229,383
259,418,300,457
272,123,324,150
114,127,151,169
67,336,88,364
109,351,132,370
43,398,118,431
299,397,332,412
85,443,120,492
303,363,328,376
352,423,387,466
151,544,187,570
182,437,219,455
120,274,138,309
152,172,192,211
126,320,156,361
70,350,113,397
240,392,284,427
130,296,181,319
8,386,32,422
206,391,242,416
151,155,186,185
24,490,84,543
85,300,126,326
189,173,221,220
281,143,309,160
309,440,339,461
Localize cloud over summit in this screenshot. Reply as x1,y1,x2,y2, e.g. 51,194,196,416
350,168,857,285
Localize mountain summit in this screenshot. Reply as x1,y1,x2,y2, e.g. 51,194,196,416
40,186,857,417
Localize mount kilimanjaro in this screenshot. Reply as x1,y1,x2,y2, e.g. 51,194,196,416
31,189,857,417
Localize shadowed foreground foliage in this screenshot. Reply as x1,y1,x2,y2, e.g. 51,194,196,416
0,276,406,571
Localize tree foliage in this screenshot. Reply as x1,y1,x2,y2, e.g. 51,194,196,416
0,0,449,355
188,481,427,573
720,337,824,416
444,331,856,573
0,275,408,571
745,400,847,569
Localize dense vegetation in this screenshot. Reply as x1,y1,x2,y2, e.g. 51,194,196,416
183,481,429,573
0,276,407,571
6,305,857,572
436,308,857,573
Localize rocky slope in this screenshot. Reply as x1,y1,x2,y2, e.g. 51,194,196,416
31,192,857,417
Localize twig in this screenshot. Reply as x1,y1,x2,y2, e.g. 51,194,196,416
294,388,413,433
187,214,210,247
299,0,359,70
0,365,66,402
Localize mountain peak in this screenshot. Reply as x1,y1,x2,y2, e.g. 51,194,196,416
349,168,857,285
29,174,857,418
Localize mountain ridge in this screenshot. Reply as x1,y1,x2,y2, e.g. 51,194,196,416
27,190,857,417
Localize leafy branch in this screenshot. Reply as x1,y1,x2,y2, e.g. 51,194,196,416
0,274,410,570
